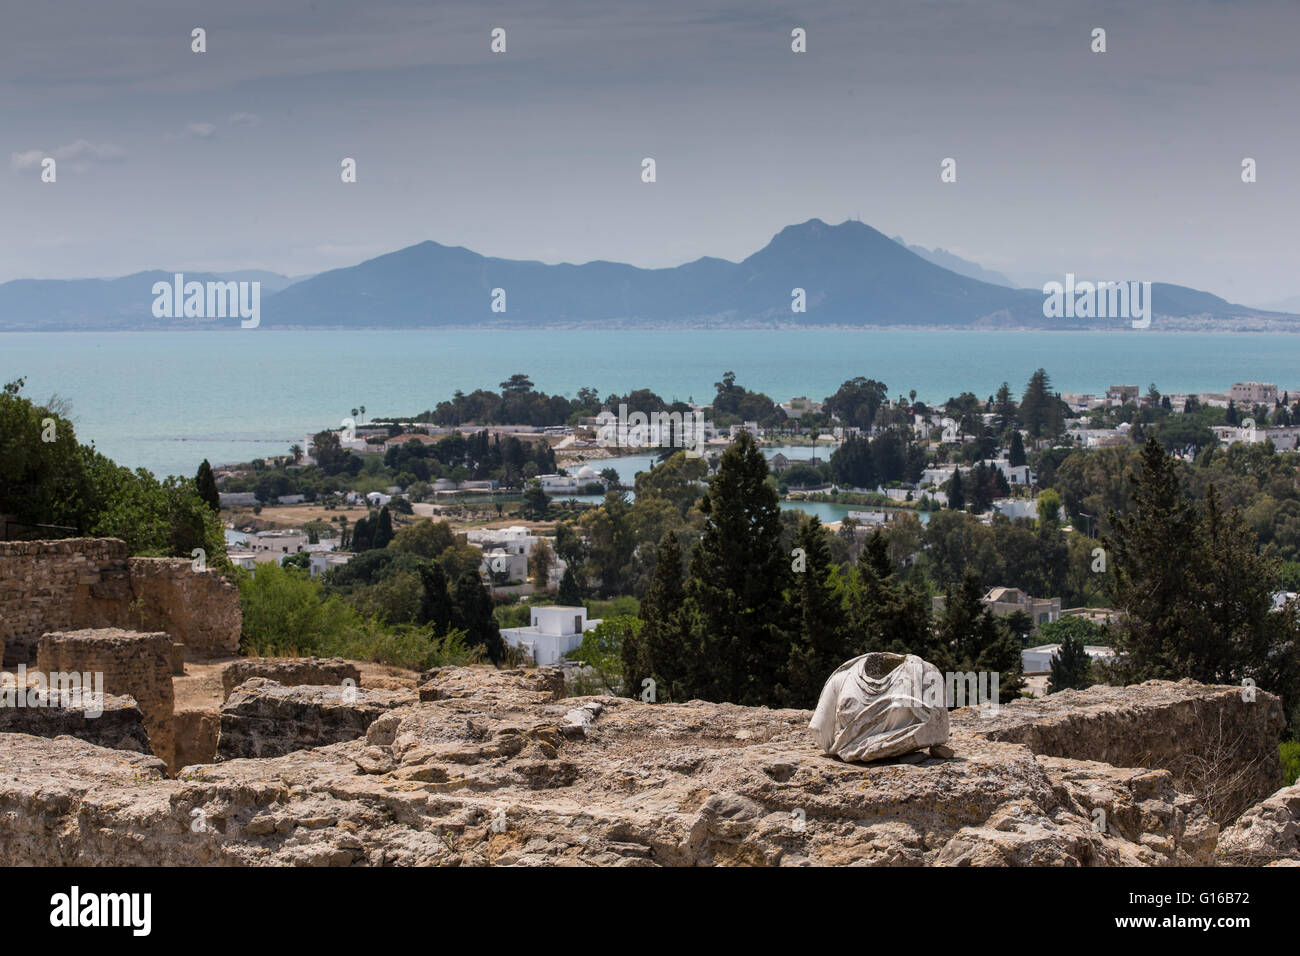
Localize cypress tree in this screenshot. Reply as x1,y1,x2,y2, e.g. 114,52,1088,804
374,506,394,549
1105,437,1201,681
451,574,504,662
625,531,688,700
557,565,582,606
1008,431,1026,467
948,468,966,511
195,459,220,513
782,517,848,707
418,561,454,634
1047,633,1092,693
683,431,791,705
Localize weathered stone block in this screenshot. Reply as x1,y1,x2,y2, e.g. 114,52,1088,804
173,709,220,770
962,679,1285,822
0,689,152,754
221,657,361,702
37,628,175,769
216,679,415,760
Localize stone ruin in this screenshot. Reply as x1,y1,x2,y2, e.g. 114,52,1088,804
0,663,1296,867
0,537,240,667
37,628,176,767
221,657,361,703
217,678,415,760
0,537,243,772
2,537,1298,866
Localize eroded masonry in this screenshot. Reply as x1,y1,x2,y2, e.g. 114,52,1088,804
1,538,1298,866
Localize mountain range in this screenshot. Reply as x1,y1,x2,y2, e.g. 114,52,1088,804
1,219,1295,331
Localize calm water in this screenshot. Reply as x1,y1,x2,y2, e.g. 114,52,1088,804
5,328,1300,478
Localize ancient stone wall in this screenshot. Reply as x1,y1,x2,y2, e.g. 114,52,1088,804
0,539,131,665
221,657,362,702
37,628,175,768
0,539,240,666
127,558,241,659
965,679,1286,822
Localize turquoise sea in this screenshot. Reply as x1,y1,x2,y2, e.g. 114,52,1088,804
4,328,1300,479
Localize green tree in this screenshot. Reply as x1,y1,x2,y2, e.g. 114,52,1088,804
451,573,504,662
782,517,849,707
418,561,455,634
681,431,791,705
557,565,583,605
1008,431,1027,468
522,482,549,520
935,570,1025,703
947,468,966,511
195,459,220,513
624,531,689,701
1048,632,1093,693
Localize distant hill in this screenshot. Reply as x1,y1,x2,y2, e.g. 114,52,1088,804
0,220,1294,331
891,237,1016,288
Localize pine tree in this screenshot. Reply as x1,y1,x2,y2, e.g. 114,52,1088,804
1008,431,1027,468
682,431,791,705
782,517,849,707
1020,368,1054,439
195,459,220,513
374,506,394,549
936,570,1024,703
948,468,966,511
1047,633,1092,693
418,561,454,634
557,565,582,606
624,531,689,700
849,530,934,659
995,382,1019,434
451,573,504,661
1105,437,1202,681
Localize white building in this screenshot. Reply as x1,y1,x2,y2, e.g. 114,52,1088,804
251,530,308,558
992,497,1040,521
309,552,355,578
1022,644,1116,675
500,605,603,667
227,551,258,571
846,510,889,527
1231,382,1278,405
539,474,580,493
481,549,529,582
466,525,539,557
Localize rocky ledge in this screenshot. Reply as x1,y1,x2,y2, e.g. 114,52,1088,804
0,667,1289,866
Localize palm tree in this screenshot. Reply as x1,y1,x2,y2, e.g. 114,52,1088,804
289,443,303,464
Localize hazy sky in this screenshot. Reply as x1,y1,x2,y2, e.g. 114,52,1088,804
3,0,1297,305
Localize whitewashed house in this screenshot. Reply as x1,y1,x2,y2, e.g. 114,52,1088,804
500,606,602,667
